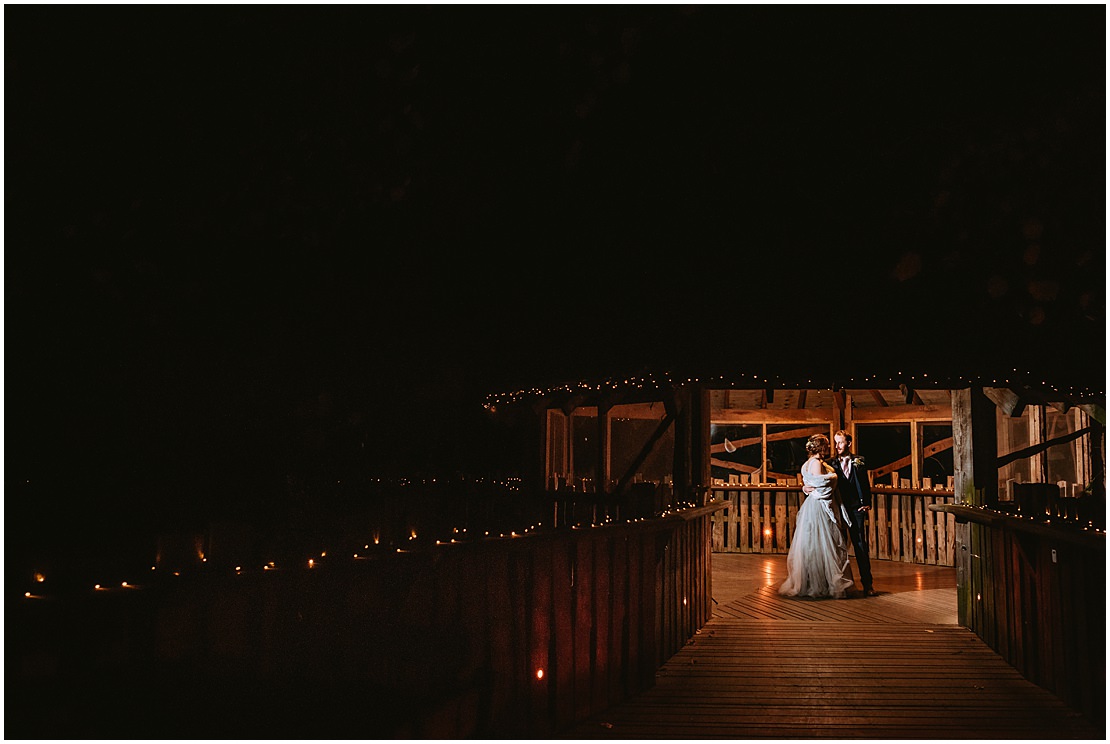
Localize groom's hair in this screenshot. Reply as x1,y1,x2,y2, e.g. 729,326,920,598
834,429,852,445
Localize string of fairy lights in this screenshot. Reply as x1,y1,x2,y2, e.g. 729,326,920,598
21,368,1104,602
19,481,714,602
22,486,1102,604
483,367,1105,409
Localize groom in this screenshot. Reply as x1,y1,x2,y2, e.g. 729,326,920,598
830,430,877,596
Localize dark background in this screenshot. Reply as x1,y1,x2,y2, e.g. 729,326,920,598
6,7,1104,574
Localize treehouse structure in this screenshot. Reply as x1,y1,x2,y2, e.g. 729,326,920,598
487,366,1106,725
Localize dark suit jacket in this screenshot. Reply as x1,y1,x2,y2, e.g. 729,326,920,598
831,456,872,511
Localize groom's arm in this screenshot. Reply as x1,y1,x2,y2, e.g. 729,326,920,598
858,465,873,509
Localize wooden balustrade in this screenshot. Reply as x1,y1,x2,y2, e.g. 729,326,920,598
710,485,959,566
10,503,718,739
935,504,1105,728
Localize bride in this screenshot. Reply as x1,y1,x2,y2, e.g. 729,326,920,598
779,433,855,599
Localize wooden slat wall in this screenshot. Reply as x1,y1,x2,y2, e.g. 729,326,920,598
137,510,717,739
710,486,958,566
965,519,1106,728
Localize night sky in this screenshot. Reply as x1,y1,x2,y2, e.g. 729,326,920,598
6,7,1105,569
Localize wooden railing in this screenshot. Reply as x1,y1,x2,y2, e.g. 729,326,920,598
936,504,1105,729
10,503,718,739
710,485,959,566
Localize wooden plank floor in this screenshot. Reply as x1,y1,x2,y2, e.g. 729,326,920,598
564,554,1103,739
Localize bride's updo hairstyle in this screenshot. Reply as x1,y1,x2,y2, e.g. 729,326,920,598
806,433,830,457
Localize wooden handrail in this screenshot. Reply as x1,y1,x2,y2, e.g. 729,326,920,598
929,503,1105,549
712,484,955,497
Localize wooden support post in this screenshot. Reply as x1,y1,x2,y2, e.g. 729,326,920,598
833,389,846,430
887,494,900,560
694,385,712,502
762,496,772,552
541,407,554,490
750,495,762,553
727,491,739,550
925,495,937,564
952,386,999,626
877,493,890,560
565,415,576,487
739,491,750,553
760,424,768,484
1029,404,1046,484
952,387,999,508
1091,418,1105,502
911,420,922,488
597,399,612,493
666,387,690,504
774,492,786,553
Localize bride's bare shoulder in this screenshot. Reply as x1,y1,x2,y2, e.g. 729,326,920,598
803,458,827,476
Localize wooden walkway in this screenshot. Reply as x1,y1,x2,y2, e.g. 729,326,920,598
564,554,1103,739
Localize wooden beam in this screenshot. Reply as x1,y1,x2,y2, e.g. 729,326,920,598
982,387,1027,418
712,409,833,424
851,404,953,423
996,426,1092,469
610,401,667,420
870,437,954,481
711,435,761,454
833,390,846,410
869,390,888,407
561,393,589,417
710,424,828,454
899,384,924,406
766,425,826,443
797,390,808,409
612,411,676,496
1079,402,1106,426
709,458,759,474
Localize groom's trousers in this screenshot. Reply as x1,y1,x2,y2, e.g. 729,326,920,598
848,509,874,590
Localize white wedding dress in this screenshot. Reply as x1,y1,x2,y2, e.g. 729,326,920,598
779,467,855,599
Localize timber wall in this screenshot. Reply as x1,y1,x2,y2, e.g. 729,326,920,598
11,507,716,738
958,514,1105,729
711,485,958,566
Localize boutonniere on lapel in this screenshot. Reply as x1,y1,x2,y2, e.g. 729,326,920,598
851,456,865,469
